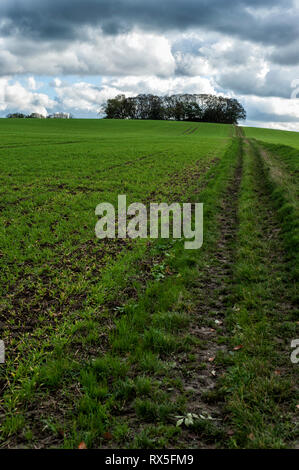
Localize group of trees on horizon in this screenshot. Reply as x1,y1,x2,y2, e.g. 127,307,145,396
6,113,29,119
6,112,72,119
6,94,247,124
101,93,246,124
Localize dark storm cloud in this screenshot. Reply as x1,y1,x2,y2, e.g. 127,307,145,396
218,68,295,99
269,42,299,66
1,0,297,46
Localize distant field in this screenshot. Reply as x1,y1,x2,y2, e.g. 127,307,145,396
0,120,298,449
244,126,299,149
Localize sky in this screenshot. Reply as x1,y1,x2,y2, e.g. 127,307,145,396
0,0,299,130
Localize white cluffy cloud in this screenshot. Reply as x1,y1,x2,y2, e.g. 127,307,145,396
0,31,175,78
53,80,122,113
0,77,55,115
241,94,299,130
27,76,43,91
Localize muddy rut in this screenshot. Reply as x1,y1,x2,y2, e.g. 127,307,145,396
171,143,243,447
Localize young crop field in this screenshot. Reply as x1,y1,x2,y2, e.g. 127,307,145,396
0,119,298,449
244,126,299,149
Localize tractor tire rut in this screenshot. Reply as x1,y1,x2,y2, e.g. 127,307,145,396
173,142,243,447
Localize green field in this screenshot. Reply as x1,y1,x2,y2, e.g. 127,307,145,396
0,119,298,449
244,126,299,149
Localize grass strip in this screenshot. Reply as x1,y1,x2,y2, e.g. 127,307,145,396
220,139,299,449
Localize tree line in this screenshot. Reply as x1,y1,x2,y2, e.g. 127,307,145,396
6,112,72,119
100,93,246,124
